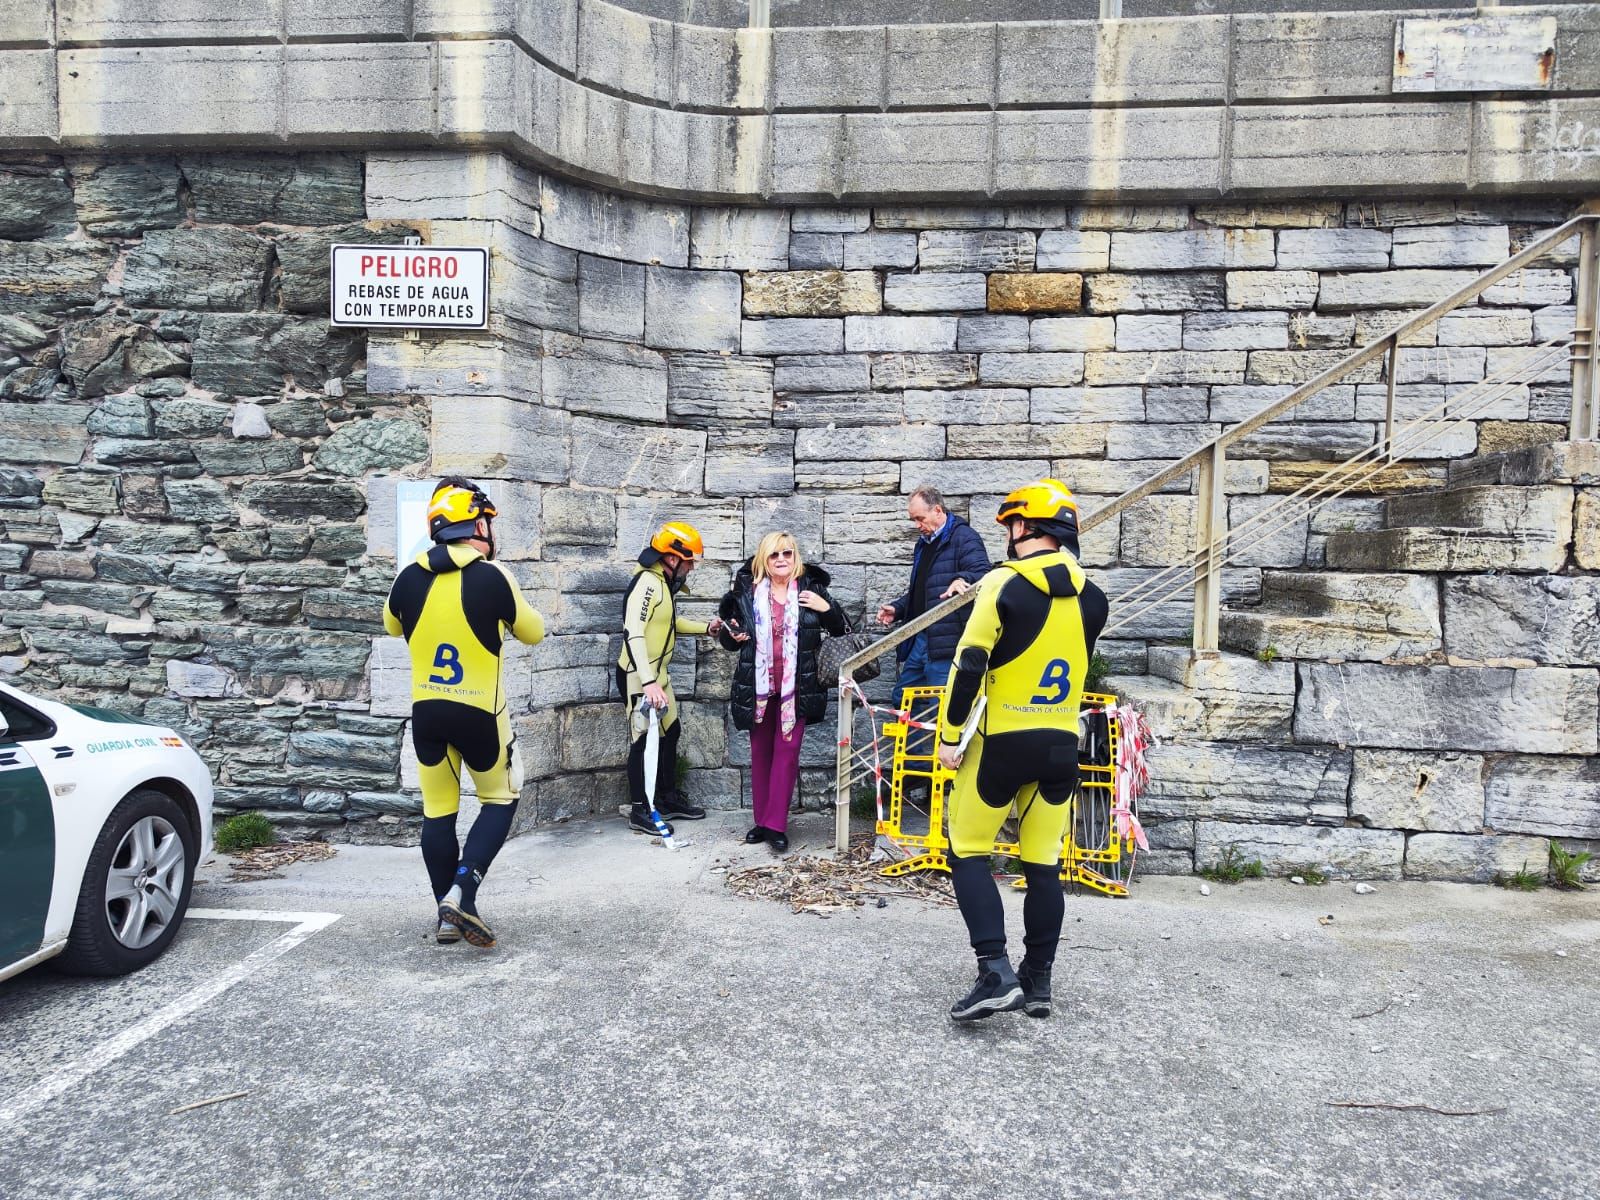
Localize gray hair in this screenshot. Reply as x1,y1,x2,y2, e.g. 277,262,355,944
908,484,946,511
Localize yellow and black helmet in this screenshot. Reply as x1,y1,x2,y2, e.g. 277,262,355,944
428,477,497,543
997,478,1080,543
638,519,705,566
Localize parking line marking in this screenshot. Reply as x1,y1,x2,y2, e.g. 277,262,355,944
0,909,340,1126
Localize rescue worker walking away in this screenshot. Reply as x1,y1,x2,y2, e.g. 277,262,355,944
616,521,734,836
935,479,1107,1021
383,478,545,948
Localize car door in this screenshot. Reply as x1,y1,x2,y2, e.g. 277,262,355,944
0,695,58,967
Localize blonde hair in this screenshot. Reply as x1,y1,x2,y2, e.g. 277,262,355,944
752,530,805,584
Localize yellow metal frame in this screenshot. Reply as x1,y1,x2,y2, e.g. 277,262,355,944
874,688,1135,898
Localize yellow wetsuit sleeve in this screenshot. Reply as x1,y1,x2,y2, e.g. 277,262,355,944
939,569,1006,746
675,614,710,636
382,599,402,637
492,562,545,646
624,571,666,685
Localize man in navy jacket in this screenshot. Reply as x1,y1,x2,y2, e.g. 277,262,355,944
876,485,993,777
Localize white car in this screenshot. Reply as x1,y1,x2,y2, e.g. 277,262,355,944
0,680,214,982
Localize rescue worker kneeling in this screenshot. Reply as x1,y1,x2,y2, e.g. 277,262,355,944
936,479,1108,1021
383,477,545,948
616,521,735,836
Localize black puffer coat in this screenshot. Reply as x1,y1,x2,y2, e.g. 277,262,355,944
718,562,848,732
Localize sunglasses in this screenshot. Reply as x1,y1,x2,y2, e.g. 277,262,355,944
767,548,795,560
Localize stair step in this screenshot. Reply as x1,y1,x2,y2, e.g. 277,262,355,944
1220,570,1443,661
1323,525,1568,572
1447,441,1600,488
1383,484,1572,536
1219,611,1440,663
1255,570,1440,625
1101,665,1294,743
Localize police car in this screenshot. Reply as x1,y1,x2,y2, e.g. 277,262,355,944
0,680,214,982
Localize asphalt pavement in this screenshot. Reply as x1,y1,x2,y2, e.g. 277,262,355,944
2,811,1598,1200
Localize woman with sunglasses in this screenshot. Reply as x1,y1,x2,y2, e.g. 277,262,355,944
717,531,847,852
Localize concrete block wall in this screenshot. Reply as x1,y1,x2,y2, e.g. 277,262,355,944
3,146,1596,875
3,4,1600,204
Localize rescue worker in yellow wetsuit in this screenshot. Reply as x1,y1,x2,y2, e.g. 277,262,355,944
936,479,1108,1021
615,521,734,836
383,477,545,948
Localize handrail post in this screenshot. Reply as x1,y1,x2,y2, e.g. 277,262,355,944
1192,441,1225,656
1384,334,1400,462
1573,219,1600,442
834,672,853,853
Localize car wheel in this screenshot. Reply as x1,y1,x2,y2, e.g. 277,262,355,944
57,789,198,977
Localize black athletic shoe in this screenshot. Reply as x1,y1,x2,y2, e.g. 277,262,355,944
657,793,706,821
1018,961,1052,1018
630,806,675,837
949,958,1024,1022
435,919,462,945
438,898,496,948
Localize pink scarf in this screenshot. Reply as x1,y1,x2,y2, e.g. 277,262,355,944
752,577,799,736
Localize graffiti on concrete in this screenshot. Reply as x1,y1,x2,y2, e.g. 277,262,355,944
1534,119,1600,166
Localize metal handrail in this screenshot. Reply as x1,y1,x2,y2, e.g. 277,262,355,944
832,209,1600,850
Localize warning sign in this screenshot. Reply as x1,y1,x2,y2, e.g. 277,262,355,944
329,244,489,328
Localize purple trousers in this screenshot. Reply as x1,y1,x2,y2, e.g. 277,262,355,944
750,705,805,833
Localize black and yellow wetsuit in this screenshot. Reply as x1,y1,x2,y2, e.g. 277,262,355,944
937,547,1107,966
940,547,1107,862
615,562,708,811
383,542,545,819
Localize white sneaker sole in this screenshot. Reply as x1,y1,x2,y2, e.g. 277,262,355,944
950,985,1024,1021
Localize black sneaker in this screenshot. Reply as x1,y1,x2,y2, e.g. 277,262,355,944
1018,961,1052,1018
949,957,1024,1022
629,806,675,837
657,793,706,821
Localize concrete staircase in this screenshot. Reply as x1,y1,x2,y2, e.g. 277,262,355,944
1106,440,1600,883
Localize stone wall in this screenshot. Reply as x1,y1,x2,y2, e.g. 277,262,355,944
6,147,1591,862
3,2,1599,204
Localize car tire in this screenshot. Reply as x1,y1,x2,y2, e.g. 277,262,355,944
57,789,198,977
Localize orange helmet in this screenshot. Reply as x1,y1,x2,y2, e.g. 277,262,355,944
428,478,497,543
997,478,1079,546
640,520,705,566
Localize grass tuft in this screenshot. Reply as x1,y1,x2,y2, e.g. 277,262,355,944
1199,845,1266,884
1549,843,1591,891
1493,860,1545,892
215,812,275,854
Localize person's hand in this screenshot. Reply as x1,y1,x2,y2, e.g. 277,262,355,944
937,744,963,771
939,578,972,600
707,616,725,638
876,603,897,627
730,629,751,643
643,682,668,710
798,590,831,613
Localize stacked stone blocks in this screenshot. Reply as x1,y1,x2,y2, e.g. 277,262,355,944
3,147,1595,877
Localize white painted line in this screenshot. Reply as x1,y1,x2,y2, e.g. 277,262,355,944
0,909,340,1126
188,908,339,924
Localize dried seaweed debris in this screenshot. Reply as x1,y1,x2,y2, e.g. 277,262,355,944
724,834,955,916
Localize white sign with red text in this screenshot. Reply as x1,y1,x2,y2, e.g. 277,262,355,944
329,244,489,328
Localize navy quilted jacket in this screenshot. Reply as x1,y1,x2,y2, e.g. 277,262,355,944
889,514,993,664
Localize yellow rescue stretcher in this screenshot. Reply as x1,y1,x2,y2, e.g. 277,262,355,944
875,687,1137,898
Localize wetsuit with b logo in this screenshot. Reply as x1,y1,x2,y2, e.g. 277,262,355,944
938,549,1108,865
383,543,545,818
